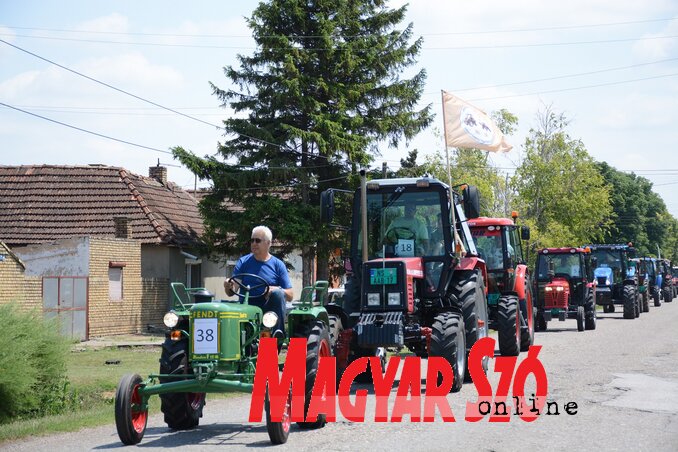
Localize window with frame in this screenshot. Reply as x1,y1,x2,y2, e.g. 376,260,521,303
109,267,123,301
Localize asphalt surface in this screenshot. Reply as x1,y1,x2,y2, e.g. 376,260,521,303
3,300,678,452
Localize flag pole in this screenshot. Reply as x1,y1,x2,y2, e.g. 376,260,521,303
441,90,460,256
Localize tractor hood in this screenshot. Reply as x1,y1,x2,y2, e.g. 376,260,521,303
595,267,613,285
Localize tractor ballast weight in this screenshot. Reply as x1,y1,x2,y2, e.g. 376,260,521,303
586,243,641,319
468,216,535,356
320,172,489,392
534,248,597,332
114,278,332,446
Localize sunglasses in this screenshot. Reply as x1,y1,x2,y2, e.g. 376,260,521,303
250,238,265,244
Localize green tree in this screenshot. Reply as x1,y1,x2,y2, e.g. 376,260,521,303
513,106,612,250
174,0,432,284
597,162,678,259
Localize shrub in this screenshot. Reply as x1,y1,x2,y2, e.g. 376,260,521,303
0,304,74,423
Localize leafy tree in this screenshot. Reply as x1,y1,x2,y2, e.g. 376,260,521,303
513,106,612,251
174,0,432,284
597,162,678,259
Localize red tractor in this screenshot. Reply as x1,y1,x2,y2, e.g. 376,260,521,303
468,214,535,356
534,247,597,332
320,172,489,392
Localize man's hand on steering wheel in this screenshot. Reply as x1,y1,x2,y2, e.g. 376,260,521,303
227,273,271,300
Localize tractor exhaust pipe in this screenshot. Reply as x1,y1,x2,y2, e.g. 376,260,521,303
360,169,368,263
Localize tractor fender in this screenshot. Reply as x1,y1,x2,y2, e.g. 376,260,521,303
459,256,488,295
512,264,529,300
623,278,637,286
325,303,349,329
287,308,330,337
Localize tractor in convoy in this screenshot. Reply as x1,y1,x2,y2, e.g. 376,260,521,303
587,243,640,319
659,259,675,303
533,247,597,332
320,172,489,392
114,280,332,446
468,214,535,356
672,265,678,299
635,257,658,309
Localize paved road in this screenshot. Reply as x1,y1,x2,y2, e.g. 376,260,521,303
4,301,678,452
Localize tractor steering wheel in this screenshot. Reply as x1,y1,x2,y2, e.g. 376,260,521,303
228,273,270,301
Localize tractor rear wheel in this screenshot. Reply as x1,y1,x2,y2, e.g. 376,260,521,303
576,306,585,332
642,291,650,312
623,285,636,319
635,293,641,318
497,294,520,356
519,286,535,352
159,339,204,430
664,287,673,303
585,291,597,330
296,320,331,429
430,312,466,393
654,289,661,307
328,315,345,384
115,374,147,445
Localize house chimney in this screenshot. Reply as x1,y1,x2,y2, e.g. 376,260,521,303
149,165,167,185
114,217,131,239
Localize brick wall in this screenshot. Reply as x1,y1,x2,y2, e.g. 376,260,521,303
88,237,143,337
0,250,42,312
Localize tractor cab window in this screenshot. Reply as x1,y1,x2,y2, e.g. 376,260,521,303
359,190,445,260
537,253,581,281
591,250,623,281
505,226,524,264
472,227,504,270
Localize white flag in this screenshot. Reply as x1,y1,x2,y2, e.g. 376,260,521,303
442,90,512,153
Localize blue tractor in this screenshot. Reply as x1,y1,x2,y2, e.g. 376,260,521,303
638,257,662,307
586,244,640,319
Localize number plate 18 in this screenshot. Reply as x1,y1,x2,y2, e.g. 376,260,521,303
193,318,218,354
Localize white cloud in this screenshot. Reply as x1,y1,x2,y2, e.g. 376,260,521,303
76,13,130,34
632,18,678,59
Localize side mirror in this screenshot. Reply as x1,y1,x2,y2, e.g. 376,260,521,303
547,261,555,281
462,185,480,219
320,189,335,224
521,225,530,241
591,256,598,268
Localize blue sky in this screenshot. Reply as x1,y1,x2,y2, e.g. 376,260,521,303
1,1,677,218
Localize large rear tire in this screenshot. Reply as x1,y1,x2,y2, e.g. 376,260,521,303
430,312,466,393
576,306,585,332
664,287,673,303
623,285,636,319
520,285,535,351
115,374,147,445
296,320,331,429
642,291,650,313
497,294,520,356
653,288,661,307
159,339,204,430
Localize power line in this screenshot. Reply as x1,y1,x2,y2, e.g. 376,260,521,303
2,32,677,50
0,101,173,154
4,16,677,38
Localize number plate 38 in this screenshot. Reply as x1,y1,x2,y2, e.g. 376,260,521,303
193,318,218,354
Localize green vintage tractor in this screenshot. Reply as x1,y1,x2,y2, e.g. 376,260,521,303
114,277,332,446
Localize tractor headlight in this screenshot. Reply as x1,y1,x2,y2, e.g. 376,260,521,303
367,293,380,306
556,286,564,292
163,311,179,328
544,287,553,292
262,311,279,329
387,292,401,306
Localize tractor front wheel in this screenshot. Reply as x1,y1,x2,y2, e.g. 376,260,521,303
623,285,636,319
654,289,661,307
115,374,148,445
265,388,291,444
297,320,331,429
430,312,466,393
159,339,205,430
642,291,650,312
664,287,673,303
576,306,585,332
536,312,548,331
585,291,597,331
497,294,520,356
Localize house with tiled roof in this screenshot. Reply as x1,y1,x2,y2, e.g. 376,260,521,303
0,164,228,339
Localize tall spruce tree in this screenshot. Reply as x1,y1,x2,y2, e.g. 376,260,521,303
173,0,432,285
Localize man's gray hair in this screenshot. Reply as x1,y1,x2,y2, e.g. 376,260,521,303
252,225,273,243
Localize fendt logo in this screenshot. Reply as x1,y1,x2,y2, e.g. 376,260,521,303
249,337,578,424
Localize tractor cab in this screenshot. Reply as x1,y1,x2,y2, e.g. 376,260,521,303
534,248,596,332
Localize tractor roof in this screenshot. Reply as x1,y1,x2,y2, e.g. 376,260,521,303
538,247,589,255
584,243,636,251
468,217,515,227
365,176,448,190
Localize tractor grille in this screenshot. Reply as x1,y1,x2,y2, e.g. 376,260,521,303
544,291,567,309
597,276,608,286
356,311,403,347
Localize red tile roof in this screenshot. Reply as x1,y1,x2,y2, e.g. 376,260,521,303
0,165,204,247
